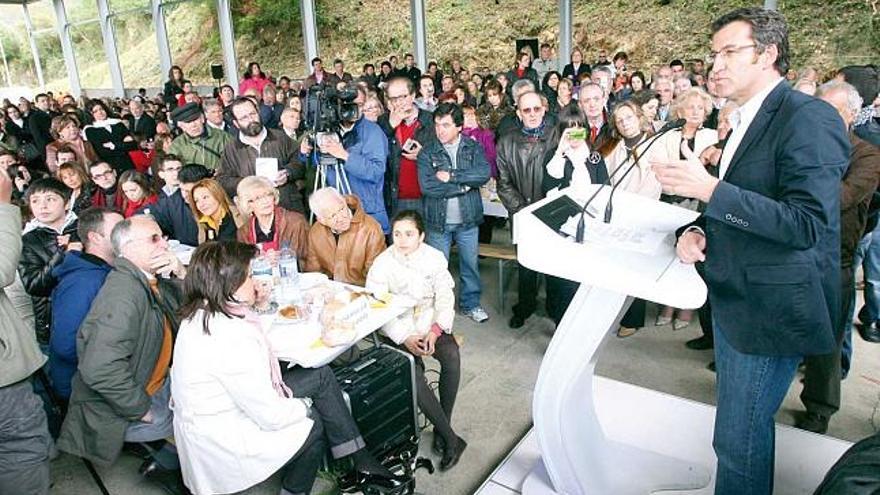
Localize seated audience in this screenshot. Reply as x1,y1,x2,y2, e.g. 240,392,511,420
57,215,186,492
149,163,212,247
366,210,467,470
46,115,96,173
172,241,401,495
189,178,244,243
168,103,231,171
49,207,123,401
84,100,137,172
235,175,309,263
88,161,124,212
19,178,80,346
56,161,93,214
119,170,158,218
305,187,385,286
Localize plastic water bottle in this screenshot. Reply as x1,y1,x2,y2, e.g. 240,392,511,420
278,241,300,303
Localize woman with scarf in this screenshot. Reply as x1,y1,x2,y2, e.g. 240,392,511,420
118,170,158,218
171,241,402,495
83,100,137,172
188,178,245,244
235,176,308,268
45,115,97,173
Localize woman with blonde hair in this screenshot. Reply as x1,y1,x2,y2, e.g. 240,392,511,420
235,175,308,265
188,178,245,243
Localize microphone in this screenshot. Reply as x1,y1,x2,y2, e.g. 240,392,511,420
601,118,685,225
572,119,685,242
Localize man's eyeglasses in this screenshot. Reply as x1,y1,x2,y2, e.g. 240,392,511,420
520,106,544,115
706,44,757,64
91,170,116,180
124,233,166,246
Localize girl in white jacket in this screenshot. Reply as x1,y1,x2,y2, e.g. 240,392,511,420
366,210,467,471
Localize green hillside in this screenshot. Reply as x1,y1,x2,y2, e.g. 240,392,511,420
0,0,876,92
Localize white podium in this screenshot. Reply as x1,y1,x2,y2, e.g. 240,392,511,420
478,185,852,495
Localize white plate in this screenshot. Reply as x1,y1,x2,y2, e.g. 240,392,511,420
298,272,329,290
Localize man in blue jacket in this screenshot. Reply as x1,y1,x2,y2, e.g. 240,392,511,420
418,102,491,323
49,207,123,401
653,8,850,495
301,99,391,233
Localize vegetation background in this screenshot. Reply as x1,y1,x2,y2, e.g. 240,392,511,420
0,0,876,92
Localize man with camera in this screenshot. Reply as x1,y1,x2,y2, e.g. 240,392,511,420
300,85,390,233
217,97,306,213
377,77,435,217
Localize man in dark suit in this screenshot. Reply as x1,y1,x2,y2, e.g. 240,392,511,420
652,8,850,495
27,93,54,163
126,99,157,140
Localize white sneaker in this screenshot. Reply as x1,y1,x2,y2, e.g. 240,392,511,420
465,306,489,323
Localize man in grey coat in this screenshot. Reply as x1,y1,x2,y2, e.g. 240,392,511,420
0,170,51,494
57,215,186,490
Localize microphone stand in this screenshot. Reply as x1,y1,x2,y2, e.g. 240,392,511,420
574,118,686,242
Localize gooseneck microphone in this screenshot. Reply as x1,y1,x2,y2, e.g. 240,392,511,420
601,118,686,224
574,118,685,242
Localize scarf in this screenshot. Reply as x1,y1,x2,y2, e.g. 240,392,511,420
83,118,123,135
521,120,546,138
228,304,292,399
198,205,228,231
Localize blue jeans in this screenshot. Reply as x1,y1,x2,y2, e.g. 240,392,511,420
713,325,800,495
426,224,482,311
845,226,880,373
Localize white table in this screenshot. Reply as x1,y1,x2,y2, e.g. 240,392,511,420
263,285,413,368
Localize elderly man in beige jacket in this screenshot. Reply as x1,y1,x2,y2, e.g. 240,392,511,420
0,171,52,495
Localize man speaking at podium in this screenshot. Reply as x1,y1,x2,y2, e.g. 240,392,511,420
652,8,850,495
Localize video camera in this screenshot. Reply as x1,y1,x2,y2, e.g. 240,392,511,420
304,83,359,134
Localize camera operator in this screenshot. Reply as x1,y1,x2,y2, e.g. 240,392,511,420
0,150,33,202
300,85,390,233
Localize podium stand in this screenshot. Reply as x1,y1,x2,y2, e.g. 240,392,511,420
484,185,852,495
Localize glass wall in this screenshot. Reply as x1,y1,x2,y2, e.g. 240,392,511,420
315,0,410,81
114,6,162,88
164,0,222,86
231,0,305,81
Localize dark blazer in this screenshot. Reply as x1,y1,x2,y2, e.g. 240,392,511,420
688,81,850,356
84,123,137,172
562,62,590,81
125,113,157,140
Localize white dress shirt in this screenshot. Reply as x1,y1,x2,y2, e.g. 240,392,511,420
719,77,784,179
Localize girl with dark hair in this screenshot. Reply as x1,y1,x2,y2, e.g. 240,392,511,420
172,241,402,495
366,211,467,471
544,106,608,194
239,61,271,97
542,70,562,111
57,161,93,214
163,65,189,109
118,170,158,218
377,61,394,89
83,99,137,173
506,51,540,90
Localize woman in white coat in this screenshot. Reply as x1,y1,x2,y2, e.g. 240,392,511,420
172,241,401,495
366,210,467,472
650,87,718,330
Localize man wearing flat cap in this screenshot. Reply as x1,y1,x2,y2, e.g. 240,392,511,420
168,102,231,172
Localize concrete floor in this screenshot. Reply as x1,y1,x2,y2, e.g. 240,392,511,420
49,236,880,495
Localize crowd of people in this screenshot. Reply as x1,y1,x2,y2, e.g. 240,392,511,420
0,5,879,495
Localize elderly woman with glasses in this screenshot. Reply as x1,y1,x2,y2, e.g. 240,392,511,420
235,176,309,266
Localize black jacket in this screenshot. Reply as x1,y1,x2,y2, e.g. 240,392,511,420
19,220,80,344
125,114,157,140
377,109,436,214
27,109,54,159
85,123,137,172
562,62,591,81
140,189,199,247
496,125,555,215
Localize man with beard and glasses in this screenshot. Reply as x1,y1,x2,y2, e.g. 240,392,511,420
217,97,306,213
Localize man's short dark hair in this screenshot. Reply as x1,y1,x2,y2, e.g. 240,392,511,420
311,57,322,67
35,93,49,102
279,76,290,83
669,59,684,68
160,154,184,170
434,102,464,127
428,61,438,70
540,43,551,50
711,7,790,75
333,59,343,66
363,63,375,72
178,164,212,185
25,177,70,203
614,51,628,62
229,96,260,121
386,77,415,96
77,206,115,250
404,53,413,59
